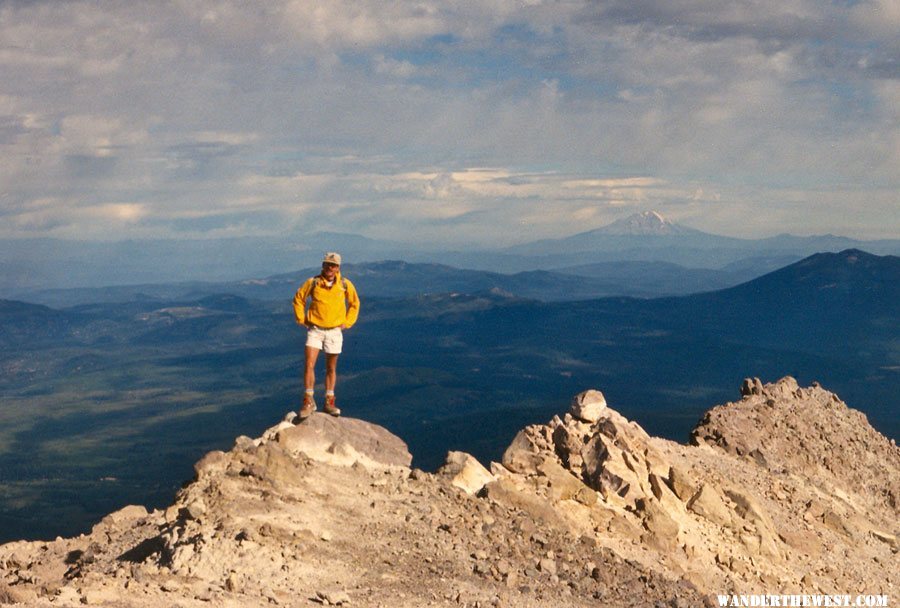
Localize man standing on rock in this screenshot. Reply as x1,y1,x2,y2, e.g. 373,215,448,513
293,252,360,419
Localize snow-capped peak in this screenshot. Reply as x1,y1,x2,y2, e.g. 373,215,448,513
597,211,692,235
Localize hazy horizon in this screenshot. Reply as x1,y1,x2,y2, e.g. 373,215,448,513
2,210,900,251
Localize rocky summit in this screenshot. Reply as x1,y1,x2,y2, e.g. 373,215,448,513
1,378,897,607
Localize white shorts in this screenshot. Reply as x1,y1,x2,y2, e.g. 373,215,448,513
306,326,343,354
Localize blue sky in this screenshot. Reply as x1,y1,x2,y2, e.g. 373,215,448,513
0,0,898,246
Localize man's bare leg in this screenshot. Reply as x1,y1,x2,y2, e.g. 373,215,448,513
324,354,341,416
324,353,338,392
300,346,320,418
305,346,320,390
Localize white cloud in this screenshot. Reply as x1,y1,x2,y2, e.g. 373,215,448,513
373,54,419,79
55,115,148,156
850,0,900,42
0,0,896,245
86,203,146,223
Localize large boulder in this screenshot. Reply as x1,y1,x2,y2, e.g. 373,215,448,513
501,429,545,473
275,413,412,468
687,484,734,528
724,488,782,558
437,451,495,495
479,478,569,530
570,389,607,423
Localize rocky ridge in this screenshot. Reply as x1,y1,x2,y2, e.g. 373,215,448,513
1,377,897,607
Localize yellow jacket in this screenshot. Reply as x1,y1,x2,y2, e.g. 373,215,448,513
293,272,360,329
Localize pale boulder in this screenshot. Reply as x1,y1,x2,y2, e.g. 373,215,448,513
667,465,698,503
570,389,607,423
687,484,734,527
437,451,495,495
501,429,543,473
536,457,587,502
99,505,148,527
276,413,412,468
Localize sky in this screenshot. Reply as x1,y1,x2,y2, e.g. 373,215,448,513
1,0,898,247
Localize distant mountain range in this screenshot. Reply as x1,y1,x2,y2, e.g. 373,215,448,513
19,258,771,308
3,212,899,293
502,212,900,267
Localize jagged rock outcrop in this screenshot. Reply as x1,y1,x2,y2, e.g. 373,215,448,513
694,376,899,521
473,381,897,594
0,378,897,607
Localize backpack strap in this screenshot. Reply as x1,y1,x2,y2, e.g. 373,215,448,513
310,276,348,297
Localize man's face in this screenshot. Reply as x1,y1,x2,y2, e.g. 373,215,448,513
322,262,339,279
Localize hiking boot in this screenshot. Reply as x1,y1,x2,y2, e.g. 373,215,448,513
299,393,316,419
323,394,341,417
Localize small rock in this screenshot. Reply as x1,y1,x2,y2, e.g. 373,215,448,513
234,435,255,451
740,378,764,397
163,504,181,522
438,451,495,495
99,504,149,527
316,589,352,605
574,486,598,505
538,558,557,575
871,529,898,549
505,571,519,588
161,579,181,592
183,499,207,520
81,587,118,605
571,390,607,423
224,572,240,593
193,450,229,478
55,587,80,604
